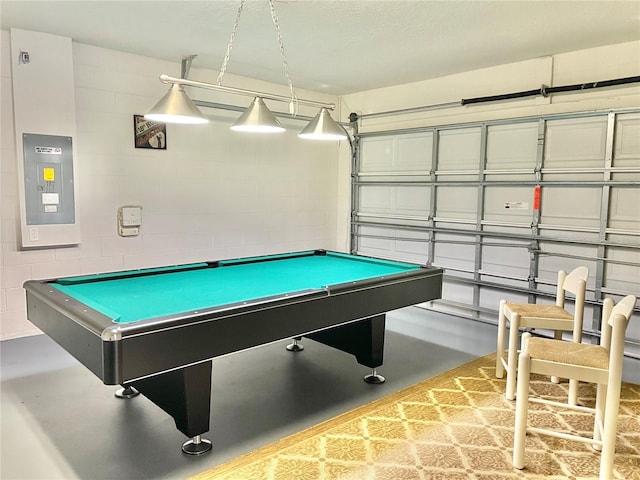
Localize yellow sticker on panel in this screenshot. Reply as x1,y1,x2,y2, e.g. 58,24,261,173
43,167,55,181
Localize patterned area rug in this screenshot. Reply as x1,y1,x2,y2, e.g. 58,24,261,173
189,353,640,480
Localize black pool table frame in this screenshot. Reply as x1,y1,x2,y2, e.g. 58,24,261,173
24,250,443,454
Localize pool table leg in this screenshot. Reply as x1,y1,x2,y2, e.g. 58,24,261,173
286,336,304,351
364,369,386,384
182,435,212,456
114,385,139,399
128,360,213,455
305,314,386,383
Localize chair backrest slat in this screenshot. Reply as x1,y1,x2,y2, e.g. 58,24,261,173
608,295,636,328
562,266,589,296
601,295,636,353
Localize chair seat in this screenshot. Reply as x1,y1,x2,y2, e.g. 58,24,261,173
527,337,609,370
505,302,574,320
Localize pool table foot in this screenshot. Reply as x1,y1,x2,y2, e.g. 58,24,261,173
182,435,212,455
286,337,304,352
114,385,139,399
364,369,386,384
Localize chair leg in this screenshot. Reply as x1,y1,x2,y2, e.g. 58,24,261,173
513,347,531,470
592,383,606,451
496,300,507,379
505,311,520,400
599,375,623,479
551,329,562,384
568,378,579,406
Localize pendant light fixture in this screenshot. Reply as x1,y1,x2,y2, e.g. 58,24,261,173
298,107,348,140
230,96,285,133
145,84,209,125
144,0,346,140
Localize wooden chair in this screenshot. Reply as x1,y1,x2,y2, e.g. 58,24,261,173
496,266,588,401
512,295,636,480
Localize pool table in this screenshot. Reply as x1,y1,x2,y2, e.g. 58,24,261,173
24,250,442,454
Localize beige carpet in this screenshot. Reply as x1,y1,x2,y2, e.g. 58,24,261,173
189,353,640,480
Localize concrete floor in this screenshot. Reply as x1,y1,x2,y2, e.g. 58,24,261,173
1,308,637,480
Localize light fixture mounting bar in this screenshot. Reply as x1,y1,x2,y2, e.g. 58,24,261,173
193,99,320,123
159,74,335,111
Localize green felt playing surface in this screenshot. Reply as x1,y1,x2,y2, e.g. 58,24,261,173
50,252,421,323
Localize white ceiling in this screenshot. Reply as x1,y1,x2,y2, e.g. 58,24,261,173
2,1,639,95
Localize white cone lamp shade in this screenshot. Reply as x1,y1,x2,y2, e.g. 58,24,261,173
230,97,285,133
298,108,347,140
145,84,209,124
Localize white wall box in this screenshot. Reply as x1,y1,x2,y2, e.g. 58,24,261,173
11,29,80,248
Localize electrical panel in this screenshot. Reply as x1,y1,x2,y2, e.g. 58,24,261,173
22,133,75,226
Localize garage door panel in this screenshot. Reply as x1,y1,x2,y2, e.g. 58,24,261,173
486,122,538,171
542,171,605,182
397,133,433,171
544,117,608,169
539,187,601,229
396,186,431,213
360,138,394,172
609,187,640,232
436,186,477,220
437,127,481,171
442,280,474,304
358,185,430,217
481,244,530,279
357,226,429,264
613,112,640,169
605,270,640,295
358,185,393,211
538,248,597,291
360,133,432,173
537,228,600,243
358,235,394,255
482,225,531,236
484,186,534,223
434,233,475,271
605,247,640,294
480,287,526,311
392,242,429,263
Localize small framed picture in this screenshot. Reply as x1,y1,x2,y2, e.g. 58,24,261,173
134,115,166,149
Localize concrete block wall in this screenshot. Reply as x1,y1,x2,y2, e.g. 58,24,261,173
0,31,344,340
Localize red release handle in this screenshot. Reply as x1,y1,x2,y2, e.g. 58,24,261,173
533,185,541,210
